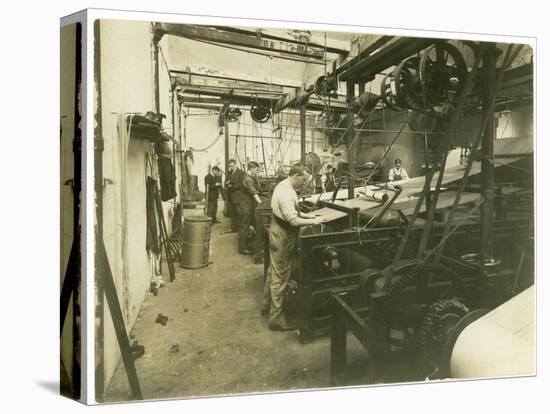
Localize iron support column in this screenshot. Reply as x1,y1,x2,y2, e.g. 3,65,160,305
300,104,307,166
346,81,355,199
480,43,497,270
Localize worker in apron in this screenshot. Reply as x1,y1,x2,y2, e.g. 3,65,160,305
261,164,325,331
389,158,410,182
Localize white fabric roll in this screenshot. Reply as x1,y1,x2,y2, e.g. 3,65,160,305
450,286,535,378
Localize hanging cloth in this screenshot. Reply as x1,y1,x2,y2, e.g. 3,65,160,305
146,176,161,255
157,157,177,201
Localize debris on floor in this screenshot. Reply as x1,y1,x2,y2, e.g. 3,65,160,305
150,275,166,296
155,313,169,326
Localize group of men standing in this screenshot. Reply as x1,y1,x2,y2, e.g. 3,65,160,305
204,159,262,255
225,159,262,255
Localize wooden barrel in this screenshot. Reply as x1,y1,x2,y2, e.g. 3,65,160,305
179,215,212,269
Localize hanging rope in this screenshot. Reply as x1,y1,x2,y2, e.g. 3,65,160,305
267,110,297,171
189,132,223,152
331,101,379,152
234,118,241,162
253,120,268,175
280,110,304,163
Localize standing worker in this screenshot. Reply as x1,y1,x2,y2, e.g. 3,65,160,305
321,164,337,193
275,160,286,180
261,164,324,331
224,159,243,233
232,161,262,255
388,158,410,182
204,165,222,223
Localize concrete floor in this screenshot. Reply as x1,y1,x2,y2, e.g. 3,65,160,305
105,206,369,402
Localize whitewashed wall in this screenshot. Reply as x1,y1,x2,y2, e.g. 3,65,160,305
98,19,158,387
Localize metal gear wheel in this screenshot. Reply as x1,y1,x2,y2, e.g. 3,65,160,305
416,298,469,378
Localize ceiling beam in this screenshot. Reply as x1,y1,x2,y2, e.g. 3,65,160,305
211,26,350,55
171,72,285,95
501,63,533,89
177,88,348,113
170,68,298,89
179,96,251,106
182,103,223,111
175,84,283,102
156,23,325,59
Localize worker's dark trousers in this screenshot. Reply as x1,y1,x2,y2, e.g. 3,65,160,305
234,200,253,253
262,218,298,325
226,197,239,232
206,198,218,222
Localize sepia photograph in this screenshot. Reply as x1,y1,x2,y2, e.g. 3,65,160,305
70,13,534,403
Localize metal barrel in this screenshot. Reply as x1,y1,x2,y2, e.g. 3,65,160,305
179,215,212,269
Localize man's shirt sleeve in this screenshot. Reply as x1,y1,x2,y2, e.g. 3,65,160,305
243,176,259,196
278,187,298,222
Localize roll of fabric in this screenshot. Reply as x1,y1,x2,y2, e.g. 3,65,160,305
450,286,534,379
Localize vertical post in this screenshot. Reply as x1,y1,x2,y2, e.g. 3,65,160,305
480,43,497,270
346,81,355,199
170,88,176,192
330,301,347,385
180,106,187,199
177,101,185,202
93,19,105,400
170,87,176,137
224,118,230,175
300,104,306,166
358,83,366,159
297,247,313,344
152,32,160,114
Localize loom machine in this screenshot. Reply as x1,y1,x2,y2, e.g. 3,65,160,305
265,38,534,383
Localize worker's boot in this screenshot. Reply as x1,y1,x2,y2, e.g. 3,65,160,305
268,319,296,331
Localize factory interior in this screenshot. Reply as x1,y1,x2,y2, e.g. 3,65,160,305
60,20,535,402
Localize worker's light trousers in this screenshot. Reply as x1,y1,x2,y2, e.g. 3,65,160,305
263,218,298,325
